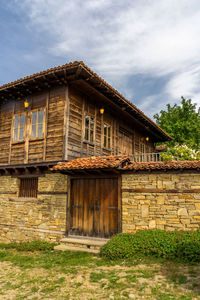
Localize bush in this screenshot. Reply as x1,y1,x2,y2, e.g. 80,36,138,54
0,241,56,252
100,230,200,262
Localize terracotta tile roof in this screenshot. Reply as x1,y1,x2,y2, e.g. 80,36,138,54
52,155,200,172
52,155,130,171
0,61,172,141
123,160,200,171
155,144,167,151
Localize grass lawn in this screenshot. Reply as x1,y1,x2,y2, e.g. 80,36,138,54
0,248,200,299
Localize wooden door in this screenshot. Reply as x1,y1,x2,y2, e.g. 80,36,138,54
70,177,119,238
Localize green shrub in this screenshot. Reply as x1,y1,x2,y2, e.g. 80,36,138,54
0,241,56,252
100,230,200,262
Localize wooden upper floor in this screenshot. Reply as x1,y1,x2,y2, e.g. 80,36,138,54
0,61,171,166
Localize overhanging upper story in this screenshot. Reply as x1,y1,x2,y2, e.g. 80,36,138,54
0,61,172,168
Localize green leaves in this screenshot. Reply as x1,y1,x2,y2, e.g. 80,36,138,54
154,97,200,150
161,144,200,161
100,230,200,262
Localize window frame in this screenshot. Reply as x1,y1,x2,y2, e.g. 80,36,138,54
12,108,45,144
29,108,45,141
84,114,95,144
139,141,145,154
19,177,38,198
103,123,111,149
12,113,26,143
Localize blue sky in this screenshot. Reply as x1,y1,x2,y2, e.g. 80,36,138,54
1,0,200,118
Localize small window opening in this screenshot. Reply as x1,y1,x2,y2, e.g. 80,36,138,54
84,115,94,142
19,177,38,198
104,123,111,148
31,110,44,139
13,115,26,141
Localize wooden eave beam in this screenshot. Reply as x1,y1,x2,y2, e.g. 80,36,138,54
75,66,83,79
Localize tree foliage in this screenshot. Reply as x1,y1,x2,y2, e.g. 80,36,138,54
161,144,200,161
154,97,200,149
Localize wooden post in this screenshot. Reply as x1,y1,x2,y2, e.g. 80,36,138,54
24,97,32,163
8,102,15,164
63,85,70,161
43,91,49,161
66,176,71,235
81,97,85,157
118,175,122,233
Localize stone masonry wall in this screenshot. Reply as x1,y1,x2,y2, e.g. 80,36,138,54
0,173,68,243
122,172,200,233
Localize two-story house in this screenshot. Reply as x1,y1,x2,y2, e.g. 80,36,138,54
0,61,172,241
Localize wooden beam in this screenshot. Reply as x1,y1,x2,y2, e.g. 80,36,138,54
63,85,70,161
75,66,82,79
43,91,49,161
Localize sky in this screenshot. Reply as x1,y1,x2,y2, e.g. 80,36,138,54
1,0,200,118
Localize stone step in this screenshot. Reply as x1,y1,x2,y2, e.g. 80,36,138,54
55,236,109,253
60,237,109,247
54,244,99,254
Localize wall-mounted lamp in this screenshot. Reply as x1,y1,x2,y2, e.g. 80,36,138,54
145,137,149,142
24,99,29,109
100,108,104,115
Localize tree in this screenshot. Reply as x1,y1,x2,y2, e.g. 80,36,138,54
154,97,200,150
161,144,200,161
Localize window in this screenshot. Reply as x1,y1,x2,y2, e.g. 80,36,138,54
104,123,111,149
19,177,38,198
31,110,44,139
145,144,150,153
84,115,94,142
140,142,145,154
13,115,26,141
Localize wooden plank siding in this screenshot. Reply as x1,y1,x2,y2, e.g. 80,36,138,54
67,86,155,159
0,86,67,165
0,82,156,166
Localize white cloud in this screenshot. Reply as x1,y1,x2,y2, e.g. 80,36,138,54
165,66,200,107
12,0,200,113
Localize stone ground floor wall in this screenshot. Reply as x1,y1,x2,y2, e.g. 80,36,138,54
122,172,200,232
0,173,68,243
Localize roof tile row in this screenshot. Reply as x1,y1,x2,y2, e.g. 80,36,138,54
52,155,200,172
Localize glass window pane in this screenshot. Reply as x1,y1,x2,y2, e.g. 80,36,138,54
108,137,111,149
32,112,37,125
14,129,18,141
90,130,94,142
20,115,25,127
19,128,24,140
31,125,36,138
38,110,44,123
104,124,107,135
14,116,19,129
90,117,94,130
85,128,89,140
85,116,89,128
38,124,43,137
104,136,107,148
108,126,111,138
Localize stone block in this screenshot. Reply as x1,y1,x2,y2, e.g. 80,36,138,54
149,220,156,229
157,196,165,205
141,205,149,217
195,203,200,210
178,208,188,216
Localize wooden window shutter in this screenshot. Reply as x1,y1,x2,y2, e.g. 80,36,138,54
19,178,38,198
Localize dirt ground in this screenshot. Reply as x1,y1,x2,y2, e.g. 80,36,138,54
0,252,200,300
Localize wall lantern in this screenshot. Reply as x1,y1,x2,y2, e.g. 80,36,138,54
145,137,149,142
24,99,29,109
100,108,104,115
